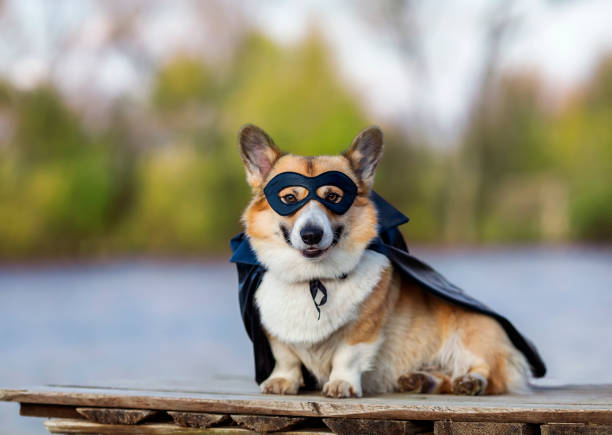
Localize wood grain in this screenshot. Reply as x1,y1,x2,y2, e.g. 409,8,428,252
168,411,229,428
19,403,82,419
323,417,432,434
231,414,306,432
44,418,334,434
45,419,242,434
540,423,612,434
434,421,539,434
3,381,611,425
76,407,158,424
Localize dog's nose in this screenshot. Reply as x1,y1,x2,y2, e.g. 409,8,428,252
300,224,323,245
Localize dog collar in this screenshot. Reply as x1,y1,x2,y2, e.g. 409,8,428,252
263,171,358,216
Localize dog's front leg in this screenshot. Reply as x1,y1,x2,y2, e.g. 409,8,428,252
260,335,303,395
323,339,380,398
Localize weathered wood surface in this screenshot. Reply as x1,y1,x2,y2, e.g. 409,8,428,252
168,411,229,428
231,414,307,432
434,421,539,434
540,423,612,434
2,379,611,425
45,419,245,434
19,403,82,419
323,417,432,434
44,418,332,434
77,406,158,424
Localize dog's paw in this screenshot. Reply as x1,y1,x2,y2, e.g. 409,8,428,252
322,380,361,398
260,377,300,395
452,373,488,395
398,371,439,393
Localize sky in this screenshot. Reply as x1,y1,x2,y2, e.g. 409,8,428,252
1,0,612,143
252,0,612,141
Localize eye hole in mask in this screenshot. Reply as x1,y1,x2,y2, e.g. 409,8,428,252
278,186,308,205
316,186,344,204
264,171,358,216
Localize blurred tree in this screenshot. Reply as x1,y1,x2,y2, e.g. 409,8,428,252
221,32,367,154
3,24,612,260
550,56,612,240
14,86,88,161
0,85,121,257
459,74,555,242
375,130,445,242
124,31,370,253
153,56,216,111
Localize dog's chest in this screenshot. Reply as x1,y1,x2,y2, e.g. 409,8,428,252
255,250,390,344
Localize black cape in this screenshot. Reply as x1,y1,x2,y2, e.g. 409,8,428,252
230,192,546,385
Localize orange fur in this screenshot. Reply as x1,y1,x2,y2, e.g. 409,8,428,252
242,154,378,253
240,126,527,396
347,267,396,345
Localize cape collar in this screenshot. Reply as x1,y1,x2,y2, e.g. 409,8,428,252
229,191,409,266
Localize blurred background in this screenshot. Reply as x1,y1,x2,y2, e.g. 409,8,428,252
1,1,611,433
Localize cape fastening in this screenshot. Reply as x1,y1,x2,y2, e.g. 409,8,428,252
263,171,358,216
309,279,327,320
309,273,348,320
230,192,547,387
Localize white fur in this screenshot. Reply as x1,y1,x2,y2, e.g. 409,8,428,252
434,332,475,379
290,202,334,250
261,336,304,394
255,250,390,344
249,233,365,283
325,338,383,397
504,347,530,393
434,332,530,393
263,323,384,393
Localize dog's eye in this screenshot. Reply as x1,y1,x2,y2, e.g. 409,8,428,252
325,192,340,203
281,194,297,204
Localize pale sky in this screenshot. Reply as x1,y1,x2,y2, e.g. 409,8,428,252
252,0,612,141
1,0,611,144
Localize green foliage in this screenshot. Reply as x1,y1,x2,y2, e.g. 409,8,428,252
548,57,612,241
153,56,216,110
456,56,612,243
374,134,445,242
571,184,612,240
221,32,366,155
2,32,612,260
14,86,89,161
122,31,368,254
460,75,554,241
0,86,126,257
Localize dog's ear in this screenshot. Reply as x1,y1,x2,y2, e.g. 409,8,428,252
238,124,282,188
343,126,384,187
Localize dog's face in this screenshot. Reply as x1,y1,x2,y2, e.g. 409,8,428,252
238,125,384,282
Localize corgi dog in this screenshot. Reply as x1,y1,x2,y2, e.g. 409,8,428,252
237,124,529,397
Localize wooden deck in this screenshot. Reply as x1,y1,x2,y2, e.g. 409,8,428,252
2,378,611,434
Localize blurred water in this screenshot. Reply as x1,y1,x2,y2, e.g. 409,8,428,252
1,247,612,434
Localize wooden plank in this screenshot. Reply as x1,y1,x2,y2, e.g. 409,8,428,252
3,382,611,425
434,421,539,434
323,417,432,434
168,411,229,428
541,423,612,434
76,407,158,424
231,414,307,432
44,418,332,434
20,403,82,419
44,419,242,434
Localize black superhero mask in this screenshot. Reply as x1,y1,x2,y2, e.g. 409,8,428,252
263,171,358,216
